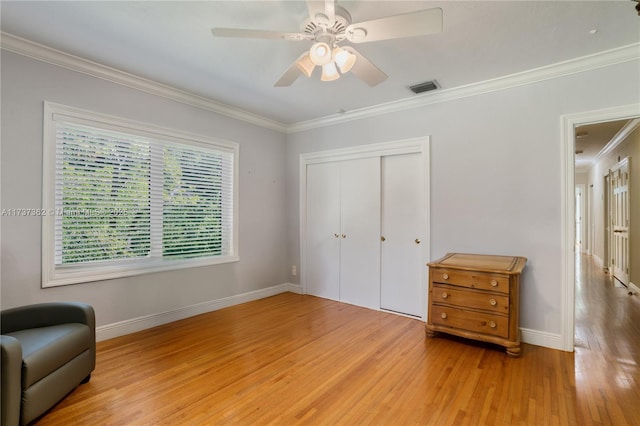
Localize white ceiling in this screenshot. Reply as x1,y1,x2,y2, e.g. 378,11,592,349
1,1,639,125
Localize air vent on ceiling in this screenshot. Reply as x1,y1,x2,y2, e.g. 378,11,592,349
410,80,439,94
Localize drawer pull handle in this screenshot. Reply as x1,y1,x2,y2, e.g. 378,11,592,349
489,298,497,306
490,279,498,287
440,312,448,319
489,321,497,328
342,234,347,239
441,292,449,299
442,273,449,280
334,233,340,238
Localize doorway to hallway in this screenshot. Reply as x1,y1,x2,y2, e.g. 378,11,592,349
562,105,639,352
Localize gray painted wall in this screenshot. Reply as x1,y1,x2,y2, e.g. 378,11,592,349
286,60,640,336
1,51,289,327
2,48,639,343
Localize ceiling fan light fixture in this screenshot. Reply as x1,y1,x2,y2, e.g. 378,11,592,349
321,62,340,81
333,46,356,73
309,42,332,66
296,53,315,78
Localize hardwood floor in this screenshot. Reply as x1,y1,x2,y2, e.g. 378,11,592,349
36,255,639,425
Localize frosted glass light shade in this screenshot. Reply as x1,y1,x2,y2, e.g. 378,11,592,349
309,42,332,66
333,47,356,73
321,62,340,81
296,53,315,77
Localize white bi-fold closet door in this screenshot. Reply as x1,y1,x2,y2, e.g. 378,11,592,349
303,139,428,318
306,157,381,310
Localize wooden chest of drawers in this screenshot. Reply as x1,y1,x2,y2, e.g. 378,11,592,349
425,253,527,357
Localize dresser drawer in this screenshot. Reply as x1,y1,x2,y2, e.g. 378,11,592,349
430,305,509,338
431,284,509,314
430,269,509,294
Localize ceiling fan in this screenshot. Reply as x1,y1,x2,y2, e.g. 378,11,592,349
211,0,442,87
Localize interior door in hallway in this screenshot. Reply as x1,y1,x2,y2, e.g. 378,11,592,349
575,185,584,252
380,153,424,317
611,158,630,286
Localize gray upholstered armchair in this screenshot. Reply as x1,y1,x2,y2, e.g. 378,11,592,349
1,302,96,426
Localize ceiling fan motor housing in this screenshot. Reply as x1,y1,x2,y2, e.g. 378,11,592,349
301,5,352,43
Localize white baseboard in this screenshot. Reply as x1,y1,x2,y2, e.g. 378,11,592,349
285,282,304,294
629,281,639,295
96,282,568,352
96,282,303,342
520,328,564,351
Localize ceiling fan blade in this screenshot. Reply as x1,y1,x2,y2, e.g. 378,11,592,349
342,46,387,87
325,0,336,23
306,0,335,25
274,53,307,87
211,28,311,41
345,7,443,44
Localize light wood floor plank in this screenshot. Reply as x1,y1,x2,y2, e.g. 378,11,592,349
34,255,640,425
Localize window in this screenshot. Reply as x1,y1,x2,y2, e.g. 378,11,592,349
42,102,239,287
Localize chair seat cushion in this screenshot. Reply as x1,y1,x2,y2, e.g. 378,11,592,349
5,323,91,388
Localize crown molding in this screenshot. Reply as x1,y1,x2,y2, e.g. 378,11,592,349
0,32,288,133
287,42,640,133
592,117,640,166
2,31,638,135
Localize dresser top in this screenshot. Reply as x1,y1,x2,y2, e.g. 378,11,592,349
428,253,527,274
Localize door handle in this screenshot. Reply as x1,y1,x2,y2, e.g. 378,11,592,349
415,238,421,244
381,236,386,242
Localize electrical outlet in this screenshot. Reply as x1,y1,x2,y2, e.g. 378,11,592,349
291,265,297,276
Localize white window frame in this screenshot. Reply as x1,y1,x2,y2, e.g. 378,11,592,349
42,102,239,287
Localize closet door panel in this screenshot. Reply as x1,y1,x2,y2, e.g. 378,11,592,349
306,162,341,300
339,157,381,310
381,153,424,317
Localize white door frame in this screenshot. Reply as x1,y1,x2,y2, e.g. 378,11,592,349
588,183,594,256
299,137,430,319
560,104,640,352
606,170,613,272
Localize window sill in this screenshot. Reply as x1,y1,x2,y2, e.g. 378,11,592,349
42,255,240,288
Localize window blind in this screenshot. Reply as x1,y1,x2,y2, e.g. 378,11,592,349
162,144,234,259
56,124,152,265
54,122,234,266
